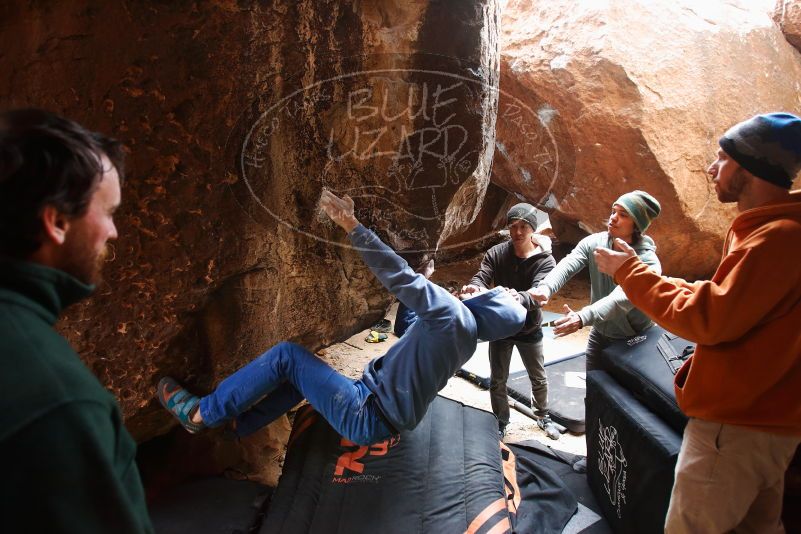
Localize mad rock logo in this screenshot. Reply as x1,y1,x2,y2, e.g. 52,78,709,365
597,419,627,518
332,435,401,484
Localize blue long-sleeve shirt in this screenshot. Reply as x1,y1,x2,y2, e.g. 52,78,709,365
349,225,525,431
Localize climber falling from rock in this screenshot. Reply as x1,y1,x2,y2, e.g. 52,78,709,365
158,189,527,445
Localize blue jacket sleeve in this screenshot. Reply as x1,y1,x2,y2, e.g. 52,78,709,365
348,225,455,323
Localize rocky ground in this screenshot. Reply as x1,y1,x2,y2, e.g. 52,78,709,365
321,255,592,457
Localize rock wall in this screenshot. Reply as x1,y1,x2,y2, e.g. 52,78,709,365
438,182,514,263
0,0,500,466
775,0,801,51
495,0,801,278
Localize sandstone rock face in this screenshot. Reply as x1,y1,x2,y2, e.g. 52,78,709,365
775,0,801,51
495,0,799,278
439,182,514,262
0,0,500,469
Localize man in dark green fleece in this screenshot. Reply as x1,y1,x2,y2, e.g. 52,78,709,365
0,109,152,532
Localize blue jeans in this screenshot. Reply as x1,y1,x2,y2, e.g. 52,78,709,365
393,302,418,337
198,341,392,445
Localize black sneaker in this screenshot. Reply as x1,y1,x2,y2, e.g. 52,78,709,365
537,415,561,440
370,318,392,333
498,423,507,440
551,420,568,434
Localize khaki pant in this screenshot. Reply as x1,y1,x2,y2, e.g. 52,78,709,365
666,418,800,534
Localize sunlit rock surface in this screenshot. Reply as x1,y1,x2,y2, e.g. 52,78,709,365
494,0,799,278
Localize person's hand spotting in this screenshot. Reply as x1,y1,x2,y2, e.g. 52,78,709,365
319,189,359,233
593,238,636,277
501,286,524,304
527,285,551,305
460,284,483,295
552,304,582,337
458,284,486,300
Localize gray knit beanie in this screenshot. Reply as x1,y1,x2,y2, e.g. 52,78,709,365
719,112,801,189
506,203,538,230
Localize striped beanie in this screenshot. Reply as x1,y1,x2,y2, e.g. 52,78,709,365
719,113,801,189
614,190,661,233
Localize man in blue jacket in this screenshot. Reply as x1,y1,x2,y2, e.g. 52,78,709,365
158,190,527,444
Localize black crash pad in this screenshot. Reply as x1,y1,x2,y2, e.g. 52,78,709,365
511,440,612,534
596,325,692,433
149,477,273,534
261,396,577,534
507,353,587,433
586,371,682,534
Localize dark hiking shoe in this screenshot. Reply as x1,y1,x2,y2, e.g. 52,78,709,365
157,377,205,434
551,420,568,434
370,318,392,333
537,415,561,441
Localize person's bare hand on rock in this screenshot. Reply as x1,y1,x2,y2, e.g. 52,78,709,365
320,189,359,233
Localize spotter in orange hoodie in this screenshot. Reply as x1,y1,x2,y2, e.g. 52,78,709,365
614,190,801,436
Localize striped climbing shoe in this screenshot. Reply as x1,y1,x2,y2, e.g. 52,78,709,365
157,377,205,434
